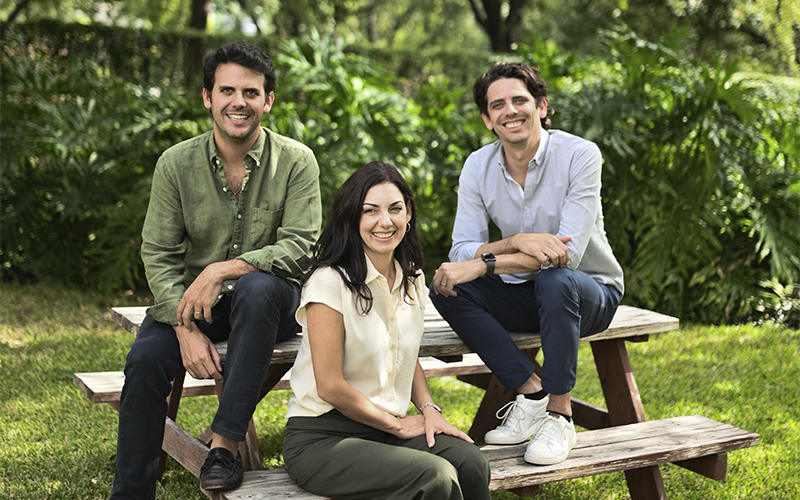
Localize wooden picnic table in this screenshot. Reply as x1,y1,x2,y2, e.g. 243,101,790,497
104,297,683,499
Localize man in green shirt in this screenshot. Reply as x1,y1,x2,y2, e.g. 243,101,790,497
110,41,322,499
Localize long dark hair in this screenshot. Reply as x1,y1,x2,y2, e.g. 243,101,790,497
304,161,425,314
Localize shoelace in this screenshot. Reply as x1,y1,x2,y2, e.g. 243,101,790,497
535,414,565,444
494,399,526,430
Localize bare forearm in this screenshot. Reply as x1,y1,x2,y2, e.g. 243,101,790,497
476,233,572,270
317,379,403,434
177,259,260,325
410,362,435,409
205,259,260,282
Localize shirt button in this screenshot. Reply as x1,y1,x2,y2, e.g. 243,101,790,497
227,285,233,290
222,187,227,192
237,214,242,219
389,316,395,322
390,343,396,350
256,160,261,166
233,244,238,249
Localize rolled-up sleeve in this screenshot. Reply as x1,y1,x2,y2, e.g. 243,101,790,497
238,150,321,282
141,155,189,325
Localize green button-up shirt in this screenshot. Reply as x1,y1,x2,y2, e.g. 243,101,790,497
141,127,322,325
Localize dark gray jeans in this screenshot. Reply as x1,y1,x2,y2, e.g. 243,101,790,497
430,267,621,395
109,272,301,500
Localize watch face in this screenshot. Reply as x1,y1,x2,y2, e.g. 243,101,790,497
482,253,495,261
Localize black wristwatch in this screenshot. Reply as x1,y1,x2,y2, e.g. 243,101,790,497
481,252,496,276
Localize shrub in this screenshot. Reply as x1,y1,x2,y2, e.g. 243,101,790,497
546,27,800,323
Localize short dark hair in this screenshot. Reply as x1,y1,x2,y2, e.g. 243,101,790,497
203,41,276,95
473,62,553,130
305,162,424,314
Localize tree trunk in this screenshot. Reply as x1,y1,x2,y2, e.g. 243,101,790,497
190,0,208,32
5,0,34,24
467,0,532,53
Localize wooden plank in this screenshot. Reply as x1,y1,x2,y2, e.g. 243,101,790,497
110,304,680,363
484,415,759,490
221,470,330,499
674,453,727,481
162,417,209,478
74,354,492,405
221,415,758,500
74,372,218,403
570,397,611,430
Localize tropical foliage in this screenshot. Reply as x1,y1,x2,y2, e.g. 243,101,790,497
1,21,798,325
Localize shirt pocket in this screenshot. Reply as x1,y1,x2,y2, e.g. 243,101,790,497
250,206,283,248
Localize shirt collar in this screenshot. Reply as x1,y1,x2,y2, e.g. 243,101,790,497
532,129,549,167
495,128,551,171
365,254,405,293
210,127,267,171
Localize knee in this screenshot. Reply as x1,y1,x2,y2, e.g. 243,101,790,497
462,445,490,473
232,272,287,307
449,444,490,488
535,268,579,302
418,461,460,499
234,271,279,296
123,334,178,389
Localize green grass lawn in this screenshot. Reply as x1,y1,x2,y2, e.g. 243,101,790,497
1,281,798,499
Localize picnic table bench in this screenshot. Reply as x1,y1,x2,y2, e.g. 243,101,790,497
74,298,759,499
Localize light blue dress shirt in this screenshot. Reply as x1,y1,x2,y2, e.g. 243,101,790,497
450,129,624,295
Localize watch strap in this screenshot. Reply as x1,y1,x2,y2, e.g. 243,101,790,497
418,402,442,414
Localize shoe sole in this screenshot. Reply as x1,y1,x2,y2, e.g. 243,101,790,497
484,433,535,445
523,451,570,465
201,479,243,491
485,422,546,445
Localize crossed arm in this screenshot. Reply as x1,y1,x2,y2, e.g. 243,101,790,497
432,232,572,297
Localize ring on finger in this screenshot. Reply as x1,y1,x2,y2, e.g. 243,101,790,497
194,310,202,316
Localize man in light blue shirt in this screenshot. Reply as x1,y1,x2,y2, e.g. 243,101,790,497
430,62,624,465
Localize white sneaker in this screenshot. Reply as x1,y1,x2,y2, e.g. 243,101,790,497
484,394,549,445
523,413,577,465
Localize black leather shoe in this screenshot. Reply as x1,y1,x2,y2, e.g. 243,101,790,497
200,447,244,491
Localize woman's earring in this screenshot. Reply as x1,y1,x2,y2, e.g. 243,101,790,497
406,222,412,233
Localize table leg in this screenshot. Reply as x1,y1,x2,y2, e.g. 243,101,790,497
157,368,187,479
591,338,667,500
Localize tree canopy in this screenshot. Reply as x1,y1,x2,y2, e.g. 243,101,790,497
3,0,798,74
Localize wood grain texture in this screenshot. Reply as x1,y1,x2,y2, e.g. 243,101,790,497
220,415,759,500
111,303,680,365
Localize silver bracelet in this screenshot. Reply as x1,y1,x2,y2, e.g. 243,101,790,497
418,402,442,414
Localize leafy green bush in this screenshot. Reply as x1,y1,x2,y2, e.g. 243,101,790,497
2,22,798,325
1,43,210,289
546,27,800,323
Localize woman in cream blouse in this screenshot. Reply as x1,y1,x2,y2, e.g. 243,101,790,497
283,162,490,500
